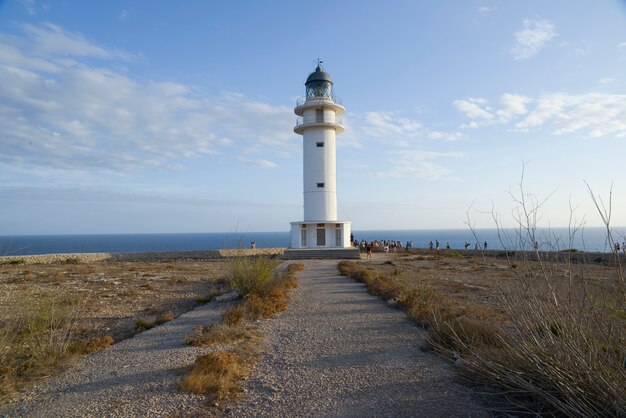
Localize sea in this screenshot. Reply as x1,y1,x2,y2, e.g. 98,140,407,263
1,227,625,256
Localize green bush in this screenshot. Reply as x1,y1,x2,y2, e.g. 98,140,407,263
228,256,278,297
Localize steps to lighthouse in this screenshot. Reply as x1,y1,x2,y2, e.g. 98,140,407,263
281,247,360,260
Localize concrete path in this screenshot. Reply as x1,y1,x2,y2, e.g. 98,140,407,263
226,259,488,417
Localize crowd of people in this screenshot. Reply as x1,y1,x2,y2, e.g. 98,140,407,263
349,233,626,256
349,233,488,258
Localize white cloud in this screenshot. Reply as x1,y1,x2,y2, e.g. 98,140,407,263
20,23,135,61
517,93,626,138
511,18,557,60
426,131,463,141
454,91,626,139
454,93,534,128
478,6,493,16
496,93,531,121
358,111,462,145
239,158,278,169
599,78,616,85
364,111,422,140
619,42,626,49
0,24,295,172
453,98,494,121
372,150,463,180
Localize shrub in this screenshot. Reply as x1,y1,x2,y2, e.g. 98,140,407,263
69,336,114,354
155,311,175,325
179,351,239,398
195,295,212,304
228,256,278,297
134,318,155,332
184,322,253,346
287,263,305,274
181,263,298,404
0,292,89,403
179,348,256,402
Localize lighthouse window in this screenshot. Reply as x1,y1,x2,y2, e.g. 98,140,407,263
316,142,324,147
315,109,324,122
317,182,325,188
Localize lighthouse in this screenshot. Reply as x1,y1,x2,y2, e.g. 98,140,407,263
288,63,355,255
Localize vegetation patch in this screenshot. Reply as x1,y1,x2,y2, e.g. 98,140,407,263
179,340,260,404
180,259,302,404
135,310,176,332
0,292,113,403
338,256,625,416
0,258,228,406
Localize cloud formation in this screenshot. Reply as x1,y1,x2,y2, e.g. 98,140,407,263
359,111,463,146
511,18,556,60
372,150,463,180
239,158,278,169
454,92,626,138
0,23,294,172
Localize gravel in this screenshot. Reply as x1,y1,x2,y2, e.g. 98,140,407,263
0,298,234,418
1,258,489,417
225,259,488,417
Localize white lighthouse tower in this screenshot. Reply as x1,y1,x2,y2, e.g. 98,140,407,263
288,63,356,257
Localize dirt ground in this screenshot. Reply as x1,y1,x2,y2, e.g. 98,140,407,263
0,258,228,343
360,249,622,321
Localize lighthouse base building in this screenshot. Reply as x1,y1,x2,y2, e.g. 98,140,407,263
283,64,359,260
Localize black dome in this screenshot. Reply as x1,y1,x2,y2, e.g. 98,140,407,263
305,65,333,85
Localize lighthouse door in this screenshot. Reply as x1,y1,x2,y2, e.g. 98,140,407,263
316,224,326,246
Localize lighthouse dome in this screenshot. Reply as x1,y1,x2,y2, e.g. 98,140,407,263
305,65,334,100
305,65,333,85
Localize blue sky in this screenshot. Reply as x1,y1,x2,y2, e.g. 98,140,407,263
1,0,626,235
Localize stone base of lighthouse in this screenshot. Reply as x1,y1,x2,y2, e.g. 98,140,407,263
289,220,352,249
284,220,358,259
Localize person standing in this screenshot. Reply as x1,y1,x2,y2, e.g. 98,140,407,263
366,242,372,260
435,240,440,251
483,241,488,250
429,240,433,250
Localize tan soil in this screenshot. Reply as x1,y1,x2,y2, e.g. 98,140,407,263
372,249,617,302
0,257,229,343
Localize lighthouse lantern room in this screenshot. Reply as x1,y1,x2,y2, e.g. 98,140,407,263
290,63,351,249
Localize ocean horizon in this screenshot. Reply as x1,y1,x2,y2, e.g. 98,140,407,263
2,227,625,256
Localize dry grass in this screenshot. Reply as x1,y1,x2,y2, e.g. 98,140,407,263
135,310,176,332
0,258,228,405
184,321,257,346
179,339,261,403
180,258,302,404
228,255,279,296
338,255,625,416
287,263,305,274
338,261,501,355
0,291,114,403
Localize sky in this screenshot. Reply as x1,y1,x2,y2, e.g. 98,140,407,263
1,0,626,235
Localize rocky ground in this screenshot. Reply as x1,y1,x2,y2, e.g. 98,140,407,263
0,254,229,344
0,250,620,416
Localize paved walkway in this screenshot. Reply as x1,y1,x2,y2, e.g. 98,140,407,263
226,259,488,417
